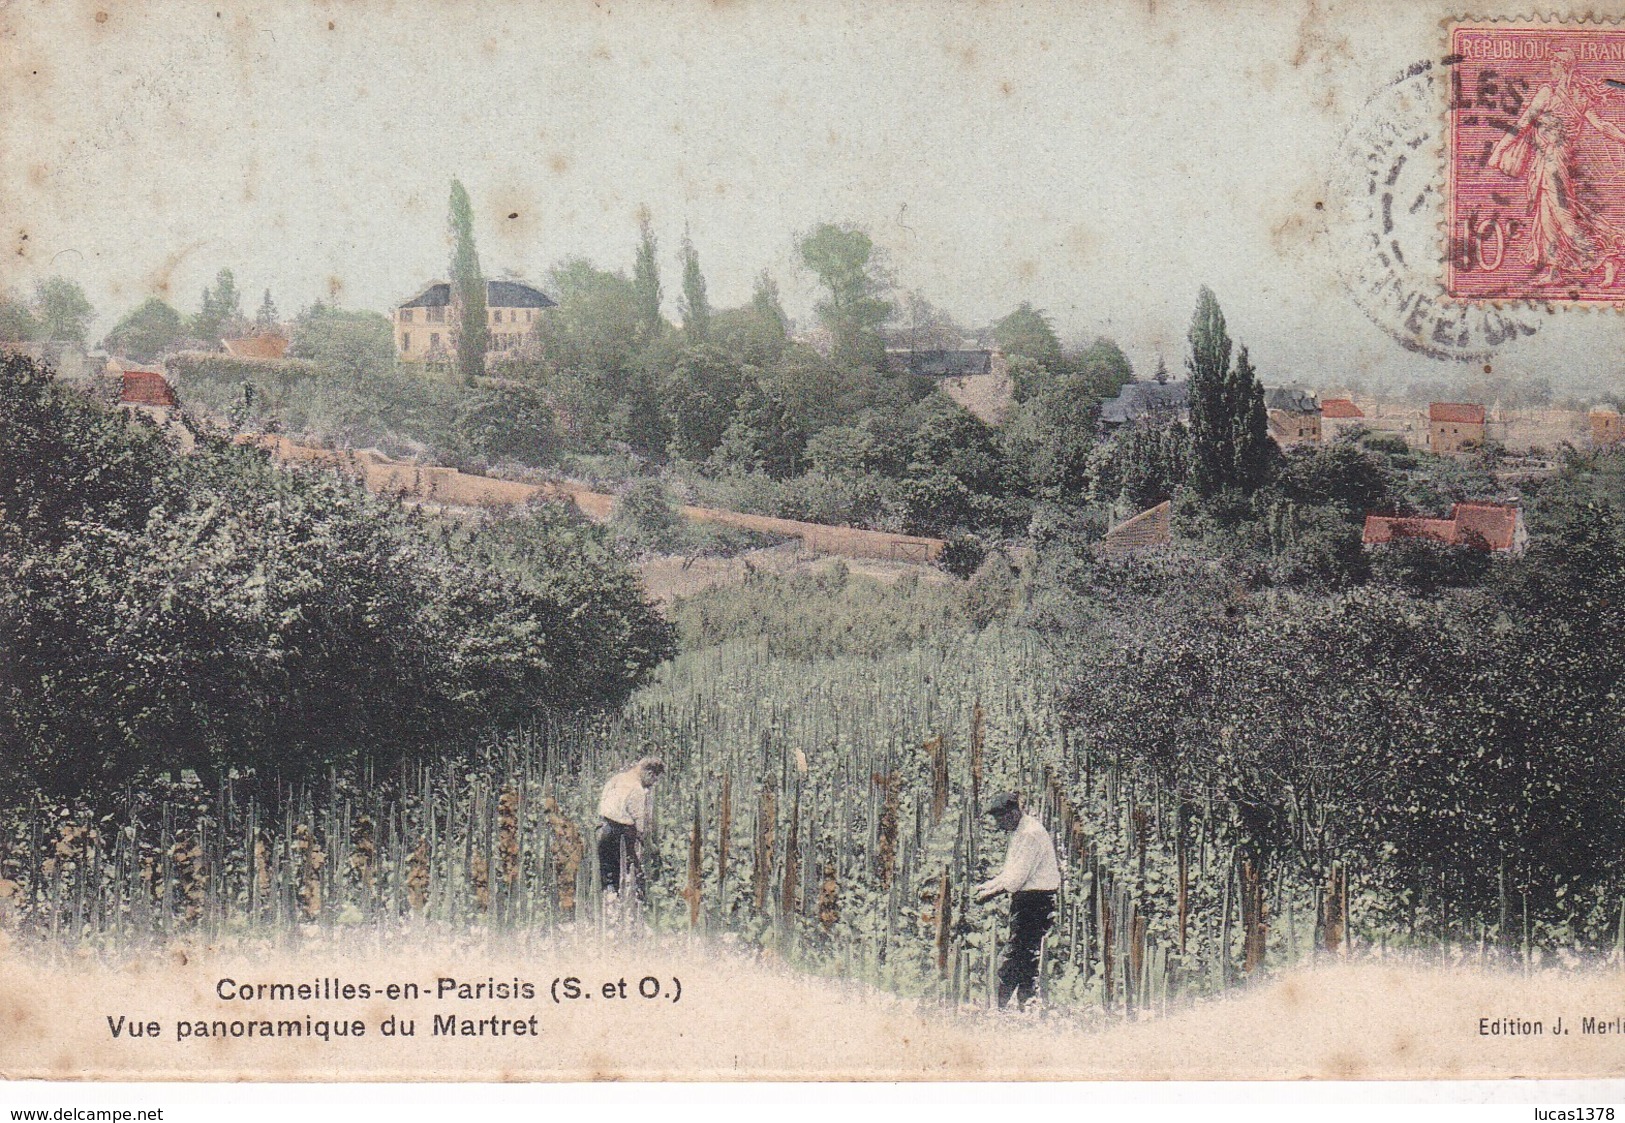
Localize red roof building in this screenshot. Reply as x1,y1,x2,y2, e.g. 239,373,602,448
114,362,178,408
1101,500,1173,557
1320,398,1365,419
1428,402,1487,455
221,334,290,360
1362,502,1526,554
1429,402,1487,425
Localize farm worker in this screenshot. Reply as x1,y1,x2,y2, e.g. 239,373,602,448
597,756,665,900
975,791,1060,1009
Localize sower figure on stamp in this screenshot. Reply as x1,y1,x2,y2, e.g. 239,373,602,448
597,756,664,903
975,791,1060,1010
1487,46,1625,287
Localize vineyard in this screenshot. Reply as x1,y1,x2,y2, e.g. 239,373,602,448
7,615,1617,1017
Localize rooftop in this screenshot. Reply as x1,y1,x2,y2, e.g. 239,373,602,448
1264,386,1319,413
1099,380,1191,426
1100,500,1173,556
118,367,178,408
1321,398,1365,419
400,279,556,310
1362,502,1523,552
221,335,289,360
883,349,995,378
1429,402,1486,425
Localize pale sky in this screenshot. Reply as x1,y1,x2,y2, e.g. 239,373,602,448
5,0,1625,396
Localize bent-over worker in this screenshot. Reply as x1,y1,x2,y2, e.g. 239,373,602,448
975,791,1060,1009
597,756,664,900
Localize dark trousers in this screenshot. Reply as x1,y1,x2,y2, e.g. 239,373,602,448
997,890,1056,1008
597,819,641,897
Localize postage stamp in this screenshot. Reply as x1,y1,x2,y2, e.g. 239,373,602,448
1448,21,1625,302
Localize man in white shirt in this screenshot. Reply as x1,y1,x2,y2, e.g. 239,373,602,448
975,791,1060,1009
597,756,665,900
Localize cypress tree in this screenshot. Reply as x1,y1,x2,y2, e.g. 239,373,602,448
448,178,487,382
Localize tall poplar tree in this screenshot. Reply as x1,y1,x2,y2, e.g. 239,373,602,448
1228,345,1273,495
677,229,710,342
1185,286,1234,498
633,207,663,344
448,178,487,382
1186,287,1271,498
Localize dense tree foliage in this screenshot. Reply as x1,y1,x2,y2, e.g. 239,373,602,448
1048,452,1625,941
0,354,671,803
33,278,94,344
797,222,893,370
255,288,281,332
288,302,396,379
992,301,1063,373
886,291,967,351
0,290,40,343
0,278,94,347
1186,287,1271,498
191,268,244,344
103,297,185,361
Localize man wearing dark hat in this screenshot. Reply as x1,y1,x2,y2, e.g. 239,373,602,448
975,791,1061,1009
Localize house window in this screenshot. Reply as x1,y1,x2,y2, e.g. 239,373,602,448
430,332,441,349
402,332,411,351
525,310,533,323
400,308,413,323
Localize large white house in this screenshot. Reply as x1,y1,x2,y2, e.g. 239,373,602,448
394,279,556,363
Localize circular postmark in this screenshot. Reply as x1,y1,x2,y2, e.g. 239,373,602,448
1326,59,1539,361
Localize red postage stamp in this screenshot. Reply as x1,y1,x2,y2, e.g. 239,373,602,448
1449,22,1625,302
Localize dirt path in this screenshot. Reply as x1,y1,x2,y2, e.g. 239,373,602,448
2,936,1621,1081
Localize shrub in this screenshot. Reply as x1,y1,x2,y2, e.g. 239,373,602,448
0,354,671,803
937,534,986,579
611,477,685,555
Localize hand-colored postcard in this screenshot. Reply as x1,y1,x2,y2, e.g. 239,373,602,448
3,0,1625,1084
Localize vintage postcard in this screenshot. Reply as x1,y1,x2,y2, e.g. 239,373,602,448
4,0,1625,1085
